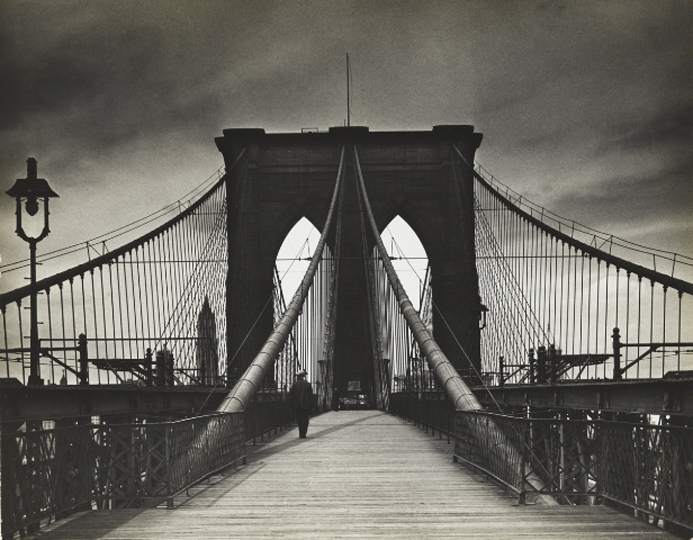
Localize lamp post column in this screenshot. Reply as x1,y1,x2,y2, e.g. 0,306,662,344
6,158,59,386
28,239,42,386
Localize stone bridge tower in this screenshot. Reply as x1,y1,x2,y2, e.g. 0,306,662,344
216,125,483,393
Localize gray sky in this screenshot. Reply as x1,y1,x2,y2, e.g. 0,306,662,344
1,0,691,293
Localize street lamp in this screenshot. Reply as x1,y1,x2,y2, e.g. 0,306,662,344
6,158,59,386
474,302,488,330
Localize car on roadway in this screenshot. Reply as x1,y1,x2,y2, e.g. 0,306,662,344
340,391,369,409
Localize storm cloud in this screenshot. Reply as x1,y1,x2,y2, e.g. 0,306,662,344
1,0,691,292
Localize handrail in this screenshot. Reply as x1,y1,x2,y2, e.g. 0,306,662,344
1,412,246,537
474,162,693,269
455,146,693,296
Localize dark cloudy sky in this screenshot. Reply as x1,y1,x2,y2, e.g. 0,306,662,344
1,0,691,293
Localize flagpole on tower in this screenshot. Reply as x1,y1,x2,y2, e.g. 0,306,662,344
346,53,351,127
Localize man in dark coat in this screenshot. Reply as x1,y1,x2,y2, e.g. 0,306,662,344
289,369,313,438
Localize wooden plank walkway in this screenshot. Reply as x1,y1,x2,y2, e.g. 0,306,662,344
30,411,677,539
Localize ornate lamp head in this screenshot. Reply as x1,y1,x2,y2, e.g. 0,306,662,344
6,158,59,241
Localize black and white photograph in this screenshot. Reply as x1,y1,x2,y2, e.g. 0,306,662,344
1,1,691,538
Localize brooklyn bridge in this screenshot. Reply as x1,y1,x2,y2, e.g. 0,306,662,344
1,125,691,539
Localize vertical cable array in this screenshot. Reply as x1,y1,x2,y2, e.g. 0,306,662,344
3,138,691,393
0,167,230,387
319,172,346,410
370,247,424,394
354,158,389,409
274,246,333,397
460,151,693,384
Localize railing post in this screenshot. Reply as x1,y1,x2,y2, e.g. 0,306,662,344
519,417,529,505
559,415,565,496
78,333,89,386
447,402,451,444
156,349,174,386
498,356,505,386
145,348,153,387
548,344,557,385
128,426,136,504
205,419,211,477
537,346,547,384
165,424,174,509
612,327,622,380
528,349,535,384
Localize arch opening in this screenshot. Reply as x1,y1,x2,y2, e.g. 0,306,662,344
275,217,322,302
273,217,330,394
377,216,432,396
380,216,430,312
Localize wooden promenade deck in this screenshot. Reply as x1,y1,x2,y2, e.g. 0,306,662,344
30,410,677,539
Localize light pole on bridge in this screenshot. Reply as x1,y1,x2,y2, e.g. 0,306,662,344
6,158,59,386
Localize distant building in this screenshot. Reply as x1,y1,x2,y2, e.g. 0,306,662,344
196,296,219,385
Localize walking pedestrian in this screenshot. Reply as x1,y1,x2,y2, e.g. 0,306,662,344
289,369,314,438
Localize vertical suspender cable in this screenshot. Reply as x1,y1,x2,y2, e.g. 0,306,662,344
123,253,132,362
677,292,682,371
16,303,25,384
587,256,592,357
135,248,145,359
46,289,54,382
115,258,125,362
76,275,84,366
662,286,667,372
58,284,68,377
649,280,654,374
595,260,601,354
637,276,642,378
2,309,9,378
99,271,110,383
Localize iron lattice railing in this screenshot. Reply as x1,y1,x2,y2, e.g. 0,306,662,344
243,391,295,444
1,413,246,539
452,410,693,533
390,392,454,441
599,420,693,528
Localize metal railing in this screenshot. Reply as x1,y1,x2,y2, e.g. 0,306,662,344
244,390,295,444
1,412,245,539
453,410,693,534
390,392,454,442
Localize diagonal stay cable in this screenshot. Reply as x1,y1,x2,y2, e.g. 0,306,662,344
217,146,346,413
196,204,328,414
386,229,502,410
352,145,480,412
